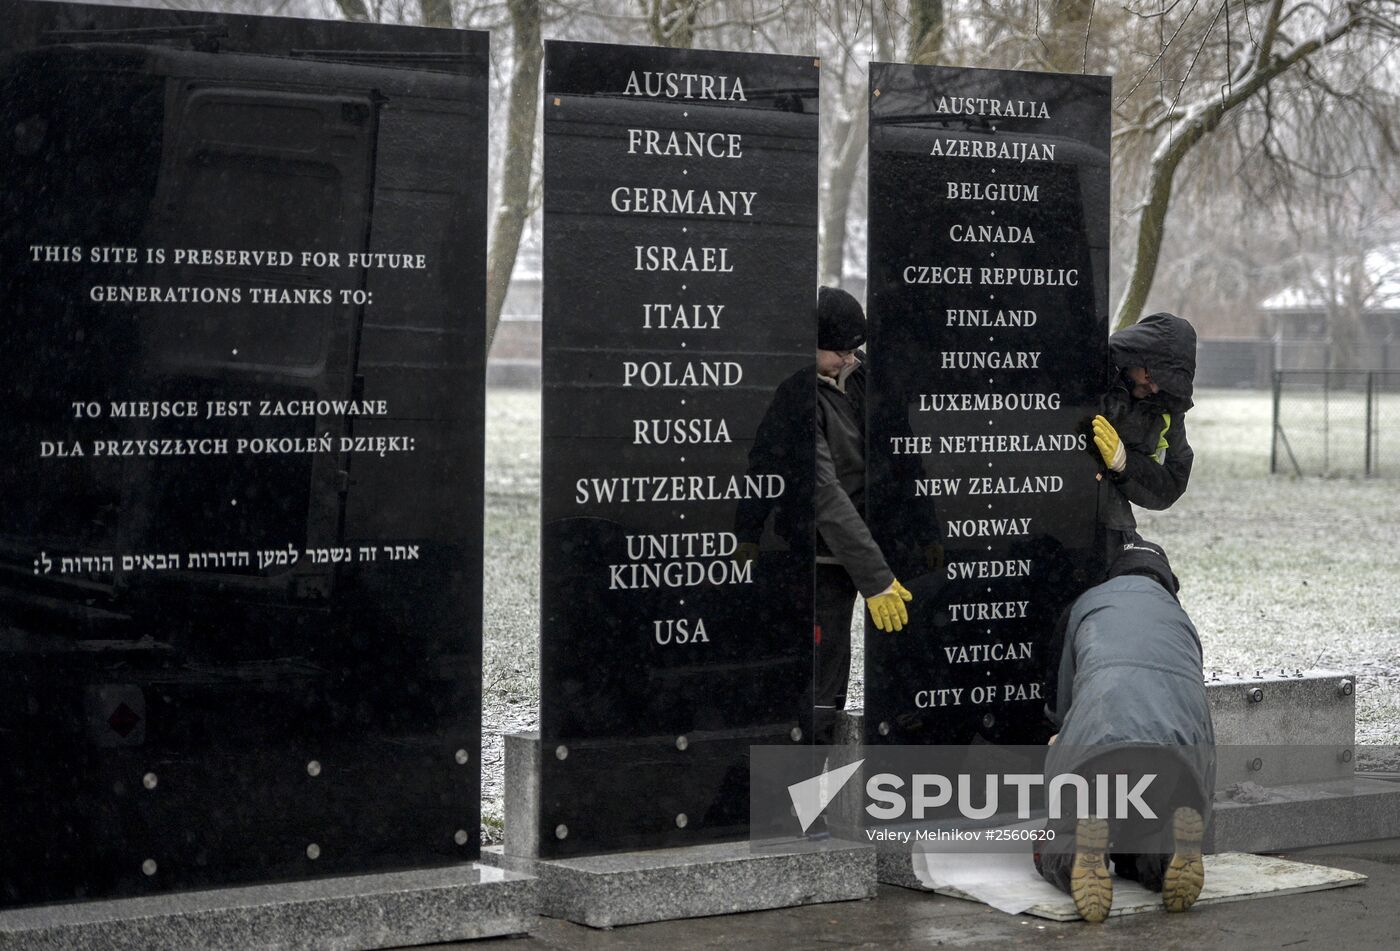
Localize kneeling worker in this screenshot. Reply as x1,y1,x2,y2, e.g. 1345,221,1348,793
1036,540,1215,922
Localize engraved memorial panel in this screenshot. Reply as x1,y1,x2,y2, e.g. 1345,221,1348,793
0,0,488,907
539,40,818,857
865,63,1110,746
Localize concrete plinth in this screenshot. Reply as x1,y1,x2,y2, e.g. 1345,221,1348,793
494,731,876,927
1210,776,1400,853
0,863,537,951
482,837,875,928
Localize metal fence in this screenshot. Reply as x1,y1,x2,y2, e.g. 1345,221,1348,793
1272,370,1400,476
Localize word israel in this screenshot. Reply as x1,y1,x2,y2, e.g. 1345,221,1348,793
610,188,755,217
866,773,1156,821
931,139,1055,163
623,71,746,100
934,97,1050,119
575,474,784,504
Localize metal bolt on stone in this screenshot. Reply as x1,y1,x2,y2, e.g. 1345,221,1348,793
1341,749,1354,764
790,727,802,742
306,760,321,777
1339,679,1355,697
1248,757,1264,772
555,745,568,760
1248,687,1264,703
983,713,996,729
142,859,157,876
306,843,320,860
676,813,688,829
555,824,568,840
142,772,158,790
455,749,470,765
454,829,469,846
878,722,890,736
675,735,688,751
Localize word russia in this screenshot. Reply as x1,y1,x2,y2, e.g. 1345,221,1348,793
623,70,747,101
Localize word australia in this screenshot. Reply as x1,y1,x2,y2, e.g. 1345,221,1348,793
611,188,755,217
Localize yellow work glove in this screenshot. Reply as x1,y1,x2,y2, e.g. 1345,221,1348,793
1092,415,1126,472
867,579,913,633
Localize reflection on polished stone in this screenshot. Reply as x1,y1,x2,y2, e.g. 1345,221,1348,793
539,40,819,857
0,0,487,908
865,63,1111,747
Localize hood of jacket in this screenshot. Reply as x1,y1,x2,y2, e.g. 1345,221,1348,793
1109,312,1197,411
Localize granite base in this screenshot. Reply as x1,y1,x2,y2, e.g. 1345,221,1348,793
482,837,876,928
0,863,536,951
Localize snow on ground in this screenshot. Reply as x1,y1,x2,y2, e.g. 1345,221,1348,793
479,386,1400,839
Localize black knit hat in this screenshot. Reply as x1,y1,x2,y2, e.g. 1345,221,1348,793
817,286,866,351
1108,538,1180,598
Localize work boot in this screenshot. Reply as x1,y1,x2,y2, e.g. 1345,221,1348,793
1162,806,1205,912
1070,817,1112,923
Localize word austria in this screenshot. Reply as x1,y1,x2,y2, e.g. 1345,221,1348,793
623,71,747,101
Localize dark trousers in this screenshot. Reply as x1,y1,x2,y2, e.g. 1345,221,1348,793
1035,747,1205,895
814,563,857,745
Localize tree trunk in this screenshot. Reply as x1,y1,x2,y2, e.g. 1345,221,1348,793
419,0,454,28
819,104,866,287
1045,0,1094,73
645,1,699,48
486,0,543,350
907,0,945,65
333,0,370,22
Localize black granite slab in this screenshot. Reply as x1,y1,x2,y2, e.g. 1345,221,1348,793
539,40,818,858
864,63,1110,746
0,0,487,908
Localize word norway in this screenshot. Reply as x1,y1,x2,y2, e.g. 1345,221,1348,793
865,772,1158,821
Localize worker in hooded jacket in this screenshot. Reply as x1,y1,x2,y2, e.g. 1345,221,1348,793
1093,312,1198,557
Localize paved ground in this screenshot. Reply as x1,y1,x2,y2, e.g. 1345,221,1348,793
459,841,1400,950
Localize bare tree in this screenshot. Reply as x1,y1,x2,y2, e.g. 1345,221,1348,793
486,0,543,348
1111,0,1400,330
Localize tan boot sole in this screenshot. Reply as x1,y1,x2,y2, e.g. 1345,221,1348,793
1163,806,1205,912
1071,817,1112,923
